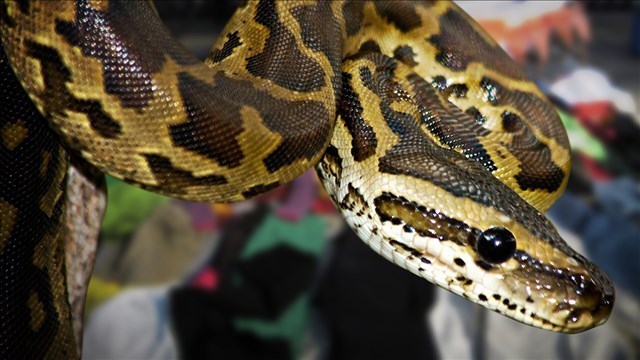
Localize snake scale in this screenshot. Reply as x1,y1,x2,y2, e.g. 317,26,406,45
0,0,614,358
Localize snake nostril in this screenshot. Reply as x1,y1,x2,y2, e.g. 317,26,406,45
593,294,614,321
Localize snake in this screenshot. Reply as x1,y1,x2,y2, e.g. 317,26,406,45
0,0,615,358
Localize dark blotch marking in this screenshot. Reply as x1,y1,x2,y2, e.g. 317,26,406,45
209,31,242,63
241,182,281,199
373,2,422,33
421,257,431,264
393,45,418,67
0,1,16,27
359,63,426,140
526,296,534,303
55,0,198,111
247,0,325,92
431,76,448,92
358,65,378,93
342,1,365,36
465,107,486,125
24,41,122,138
170,72,245,168
76,101,122,139
339,183,367,213
429,8,526,80
144,154,227,193
449,84,468,98
454,258,466,267
501,111,522,133
492,294,501,301
520,308,526,314
17,0,30,13
502,299,510,306
319,144,342,180
346,40,382,61
508,303,518,311
291,1,342,95
479,77,567,193
479,294,488,302
339,72,377,161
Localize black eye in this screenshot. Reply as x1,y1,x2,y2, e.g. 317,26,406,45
476,227,516,264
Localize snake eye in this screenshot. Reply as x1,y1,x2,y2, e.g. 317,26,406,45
476,227,516,264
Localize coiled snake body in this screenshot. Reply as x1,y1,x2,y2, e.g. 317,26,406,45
0,1,614,358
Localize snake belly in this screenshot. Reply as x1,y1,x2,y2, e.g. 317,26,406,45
0,0,614,358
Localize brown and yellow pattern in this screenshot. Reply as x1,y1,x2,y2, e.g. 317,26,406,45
0,0,614,357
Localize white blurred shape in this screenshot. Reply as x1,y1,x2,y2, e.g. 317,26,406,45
550,67,638,116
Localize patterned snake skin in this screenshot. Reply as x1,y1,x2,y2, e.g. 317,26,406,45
0,1,614,358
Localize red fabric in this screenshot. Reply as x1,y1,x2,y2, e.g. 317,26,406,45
572,101,617,141
578,153,612,182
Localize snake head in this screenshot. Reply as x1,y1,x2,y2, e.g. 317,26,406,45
370,183,615,333
357,137,615,333
465,219,615,333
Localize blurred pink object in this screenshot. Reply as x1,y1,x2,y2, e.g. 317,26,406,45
578,154,612,182
178,201,217,232
275,170,318,222
190,267,220,291
458,1,590,63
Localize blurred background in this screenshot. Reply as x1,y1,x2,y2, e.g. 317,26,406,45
81,1,640,359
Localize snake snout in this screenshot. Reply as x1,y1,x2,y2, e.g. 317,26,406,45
553,261,615,332
566,267,615,330
590,293,615,327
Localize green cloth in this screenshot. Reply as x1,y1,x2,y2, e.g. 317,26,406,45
557,108,608,161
